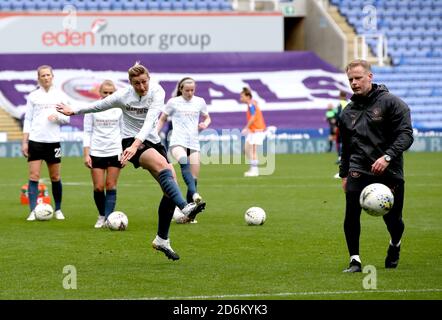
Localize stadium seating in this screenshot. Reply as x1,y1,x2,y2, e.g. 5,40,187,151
0,0,234,11
332,0,442,131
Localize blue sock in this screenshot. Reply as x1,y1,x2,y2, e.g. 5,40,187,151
187,178,198,203
157,195,175,240
28,180,39,211
179,160,196,201
93,190,105,216
52,180,62,211
104,189,117,218
158,169,187,209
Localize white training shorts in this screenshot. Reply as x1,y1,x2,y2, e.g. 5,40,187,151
246,131,266,145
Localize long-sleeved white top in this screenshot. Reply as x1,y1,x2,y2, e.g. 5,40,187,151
83,108,123,157
73,83,164,144
23,86,70,143
164,95,208,151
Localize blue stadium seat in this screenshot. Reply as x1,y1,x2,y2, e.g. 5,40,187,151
160,0,173,10
0,0,13,10
63,0,86,11
22,0,37,11
96,0,112,10
85,0,99,11
11,0,26,10
111,0,124,10
206,0,220,10
147,0,160,10
133,0,148,10
122,0,136,10
171,0,184,10
195,0,208,10
47,0,63,10
219,0,231,10
183,0,197,10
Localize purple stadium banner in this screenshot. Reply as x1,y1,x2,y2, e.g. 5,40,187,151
0,52,350,133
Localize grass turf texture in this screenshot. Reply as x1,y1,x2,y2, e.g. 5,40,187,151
0,153,441,300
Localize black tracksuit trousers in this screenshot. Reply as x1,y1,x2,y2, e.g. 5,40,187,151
344,172,405,256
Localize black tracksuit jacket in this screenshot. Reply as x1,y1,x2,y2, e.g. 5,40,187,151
338,84,414,180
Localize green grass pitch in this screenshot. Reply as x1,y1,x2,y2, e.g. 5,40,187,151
0,152,441,300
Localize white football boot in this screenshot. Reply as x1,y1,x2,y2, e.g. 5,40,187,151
244,167,259,177
152,235,180,260
26,211,36,221
54,210,65,220
94,216,106,228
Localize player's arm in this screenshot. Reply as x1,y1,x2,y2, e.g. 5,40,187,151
157,97,173,134
199,113,211,131
22,96,34,157
242,104,256,134
337,112,350,190
157,112,168,133
384,99,414,159
198,100,211,130
22,133,30,158
57,90,121,116
82,114,93,169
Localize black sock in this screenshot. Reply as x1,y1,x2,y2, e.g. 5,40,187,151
93,190,105,216
157,196,176,240
52,180,62,211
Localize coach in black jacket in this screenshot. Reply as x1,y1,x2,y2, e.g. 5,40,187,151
338,59,414,273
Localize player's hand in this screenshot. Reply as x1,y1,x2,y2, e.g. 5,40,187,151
241,128,248,135
121,145,137,165
342,177,347,192
56,103,74,116
48,114,59,122
371,156,389,175
84,155,92,169
21,141,28,158
198,122,207,131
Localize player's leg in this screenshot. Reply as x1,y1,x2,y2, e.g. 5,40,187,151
26,159,43,220
342,172,366,272
138,146,205,259
383,179,405,268
47,161,64,219
245,133,262,177
244,137,253,176
139,147,205,217
90,167,106,227
171,146,198,203
189,150,202,204
45,142,64,219
138,149,182,260
140,148,187,207
251,143,259,173
152,195,180,260
104,166,121,218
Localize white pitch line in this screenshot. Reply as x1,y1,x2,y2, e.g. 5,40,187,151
129,288,442,300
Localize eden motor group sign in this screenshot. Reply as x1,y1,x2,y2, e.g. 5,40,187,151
0,12,284,53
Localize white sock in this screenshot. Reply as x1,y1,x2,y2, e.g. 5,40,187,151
251,159,258,167
350,255,361,263
390,240,401,247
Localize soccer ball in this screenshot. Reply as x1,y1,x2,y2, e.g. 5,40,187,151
172,207,187,224
245,207,266,225
34,203,54,221
359,183,394,217
107,211,128,231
